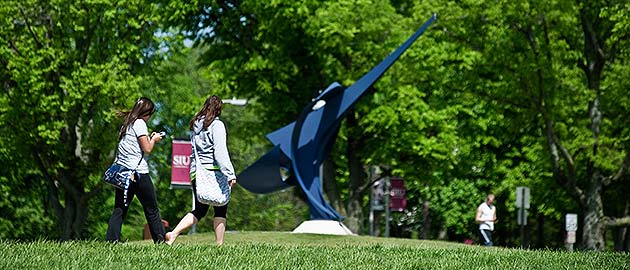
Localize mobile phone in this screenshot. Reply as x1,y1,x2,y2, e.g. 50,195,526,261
158,131,166,137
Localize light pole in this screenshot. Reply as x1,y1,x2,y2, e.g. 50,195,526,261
223,97,248,106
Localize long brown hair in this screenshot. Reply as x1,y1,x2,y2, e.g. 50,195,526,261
190,95,222,131
117,97,155,140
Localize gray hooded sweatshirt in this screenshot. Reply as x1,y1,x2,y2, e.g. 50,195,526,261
190,116,236,180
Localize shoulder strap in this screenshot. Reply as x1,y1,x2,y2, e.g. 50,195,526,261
191,135,200,164
134,152,144,170
204,120,217,146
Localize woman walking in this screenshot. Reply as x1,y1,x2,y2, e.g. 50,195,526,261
106,97,166,243
166,95,237,246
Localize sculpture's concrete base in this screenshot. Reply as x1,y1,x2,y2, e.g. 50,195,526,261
291,220,356,236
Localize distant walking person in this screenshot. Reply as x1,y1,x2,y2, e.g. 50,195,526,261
106,97,166,243
476,194,496,246
166,95,237,246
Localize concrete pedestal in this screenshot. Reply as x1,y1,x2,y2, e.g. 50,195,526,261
292,220,355,236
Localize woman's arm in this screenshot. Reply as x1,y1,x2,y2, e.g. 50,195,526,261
211,121,237,185
138,132,163,153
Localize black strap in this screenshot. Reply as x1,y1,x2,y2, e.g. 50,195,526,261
132,127,145,170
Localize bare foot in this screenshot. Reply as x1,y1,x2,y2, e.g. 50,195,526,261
165,232,177,245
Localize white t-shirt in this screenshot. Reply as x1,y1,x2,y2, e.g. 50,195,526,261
478,202,495,231
115,119,149,174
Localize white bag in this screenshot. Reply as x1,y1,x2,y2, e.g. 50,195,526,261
192,134,230,206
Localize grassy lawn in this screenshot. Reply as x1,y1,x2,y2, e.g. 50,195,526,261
1,231,628,269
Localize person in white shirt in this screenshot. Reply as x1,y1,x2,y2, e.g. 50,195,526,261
106,97,166,243
476,194,497,246
166,95,237,246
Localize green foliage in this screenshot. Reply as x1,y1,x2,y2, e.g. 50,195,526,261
0,176,55,240
0,0,179,239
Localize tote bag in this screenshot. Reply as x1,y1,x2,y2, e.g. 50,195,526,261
103,163,136,190
192,129,230,206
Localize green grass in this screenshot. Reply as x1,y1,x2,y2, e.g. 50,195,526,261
1,231,628,269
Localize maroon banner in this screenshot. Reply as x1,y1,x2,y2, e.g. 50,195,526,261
390,177,407,211
171,140,192,188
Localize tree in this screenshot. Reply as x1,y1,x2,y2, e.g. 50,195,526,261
416,0,630,250
497,0,630,251
0,0,176,239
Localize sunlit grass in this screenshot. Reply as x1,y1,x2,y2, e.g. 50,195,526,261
1,231,628,269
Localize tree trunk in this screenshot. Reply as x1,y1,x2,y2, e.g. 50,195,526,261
437,226,447,240
322,156,346,216
581,175,605,250
61,197,77,240
623,225,630,252
613,227,626,251
577,3,607,250
51,179,91,240
36,138,92,240
536,210,545,249
421,200,431,239
624,201,630,251
55,191,90,240
344,111,366,234
613,204,626,251
613,202,630,251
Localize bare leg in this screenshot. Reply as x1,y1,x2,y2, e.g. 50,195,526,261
165,213,197,245
214,217,227,246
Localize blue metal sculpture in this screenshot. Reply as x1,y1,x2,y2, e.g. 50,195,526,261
238,14,437,220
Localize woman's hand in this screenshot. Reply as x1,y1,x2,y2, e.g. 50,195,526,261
151,132,163,142
228,178,237,188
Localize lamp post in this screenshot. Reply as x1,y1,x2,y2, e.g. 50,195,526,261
223,97,248,106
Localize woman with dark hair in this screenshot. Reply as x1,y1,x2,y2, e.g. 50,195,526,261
166,95,237,246
106,97,167,243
